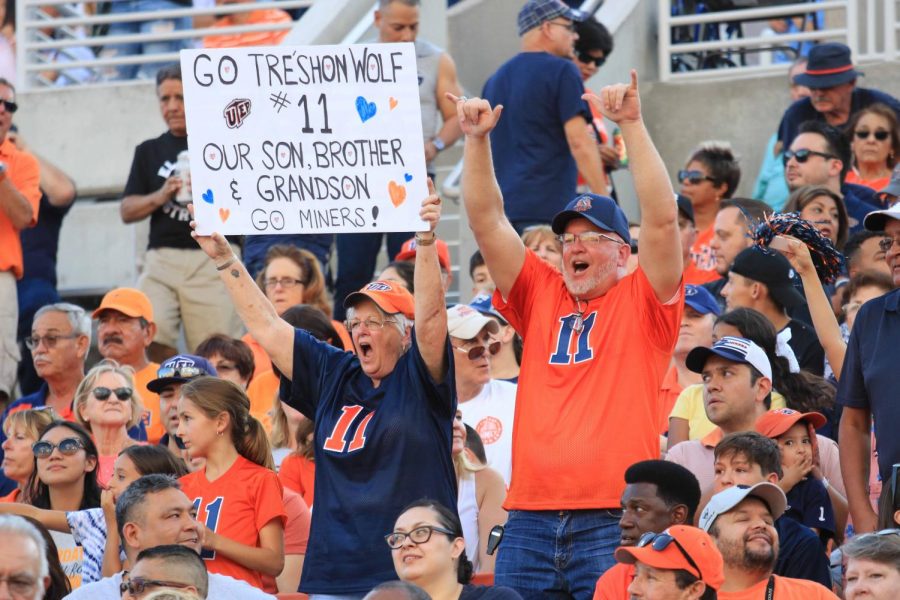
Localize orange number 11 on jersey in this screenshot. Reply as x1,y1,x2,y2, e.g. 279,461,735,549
323,405,375,453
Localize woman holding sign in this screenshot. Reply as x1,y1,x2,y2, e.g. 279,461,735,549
189,180,456,598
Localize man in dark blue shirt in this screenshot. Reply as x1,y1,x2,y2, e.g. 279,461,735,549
838,203,900,534
482,0,606,230
777,42,900,151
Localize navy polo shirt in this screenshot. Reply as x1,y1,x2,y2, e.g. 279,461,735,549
774,515,833,588
838,288,900,484
843,183,882,234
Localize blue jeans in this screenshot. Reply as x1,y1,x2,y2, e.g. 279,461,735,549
495,509,622,599
102,0,193,80
334,231,412,321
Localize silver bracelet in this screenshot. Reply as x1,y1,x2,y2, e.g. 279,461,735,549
215,255,238,271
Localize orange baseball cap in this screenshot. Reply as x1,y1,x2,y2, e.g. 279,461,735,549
395,236,451,271
755,408,826,439
343,281,415,319
615,526,725,591
92,287,154,322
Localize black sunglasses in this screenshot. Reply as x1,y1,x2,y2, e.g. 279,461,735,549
32,437,85,458
0,99,17,113
92,386,133,401
783,149,835,165
637,531,703,581
576,50,606,67
678,169,716,185
855,129,890,141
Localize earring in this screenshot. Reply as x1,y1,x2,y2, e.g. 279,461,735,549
216,430,223,436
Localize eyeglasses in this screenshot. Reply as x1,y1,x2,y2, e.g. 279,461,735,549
547,20,575,32
678,169,716,185
453,340,501,361
264,277,305,290
32,437,85,458
92,386,133,401
0,574,38,595
783,149,835,165
119,577,195,596
576,50,606,67
0,99,17,113
878,236,900,253
855,129,890,141
557,231,625,246
24,333,80,351
156,366,208,379
346,317,397,333
385,525,457,549
637,531,703,581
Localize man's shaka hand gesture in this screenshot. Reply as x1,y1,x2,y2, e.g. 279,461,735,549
583,69,642,125
447,93,503,138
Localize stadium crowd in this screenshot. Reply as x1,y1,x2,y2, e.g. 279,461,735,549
2,0,900,599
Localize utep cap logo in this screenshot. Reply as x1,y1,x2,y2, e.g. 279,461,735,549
574,196,592,212
168,357,197,369
685,286,699,297
773,408,799,416
223,98,252,129
717,336,750,355
456,305,477,317
366,282,393,292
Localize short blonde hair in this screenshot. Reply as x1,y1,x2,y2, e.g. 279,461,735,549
2,407,58,441
521,225,560,253
74,359,143,431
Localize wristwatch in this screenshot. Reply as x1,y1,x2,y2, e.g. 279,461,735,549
431,137,445,152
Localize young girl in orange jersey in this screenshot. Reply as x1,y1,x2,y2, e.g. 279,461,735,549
176,377,286,590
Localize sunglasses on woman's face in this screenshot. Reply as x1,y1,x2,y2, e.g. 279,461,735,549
678,170,715,185
32,437,85,458
91,386,133,401
854,129,890,141
453,340,501,361
576,50,606,67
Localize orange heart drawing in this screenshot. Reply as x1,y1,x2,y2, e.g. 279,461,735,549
388,181,406,207
219,207,230,222
389,97,398,110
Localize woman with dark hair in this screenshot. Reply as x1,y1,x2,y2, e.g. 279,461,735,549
845,103,900,192
388,499,521,599
378,260,416,293
195,334,256,390
783,185,849,250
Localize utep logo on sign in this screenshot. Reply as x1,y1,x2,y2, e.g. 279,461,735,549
574,196,592,212
223,98,251,129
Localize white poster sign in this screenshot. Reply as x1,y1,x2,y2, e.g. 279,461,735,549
180,43,429,235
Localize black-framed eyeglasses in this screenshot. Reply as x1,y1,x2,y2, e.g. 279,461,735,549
879,236,900,253
92,386,133,401
637,531,703,581
783,149,835,165
32,437,85,458
453,340,501,361
24,333,80,351
156,366,208,379
678,169,716,185
0,99,17,113
547,20,575,32
263,277,305,290
576,50,606,67
385,525,457,549
119,576,195,596
854,129,890,141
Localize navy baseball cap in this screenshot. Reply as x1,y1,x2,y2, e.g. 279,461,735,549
686,336,772,380
677,194,695,224
147,354,218,393
469,293,508,325
792,42,862,89
517,0,586,36
685,285,720,315
729,247,805,309
551,193,631,244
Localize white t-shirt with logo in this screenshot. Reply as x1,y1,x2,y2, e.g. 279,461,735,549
458,379,517,486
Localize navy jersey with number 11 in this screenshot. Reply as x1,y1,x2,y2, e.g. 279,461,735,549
280,328,457,595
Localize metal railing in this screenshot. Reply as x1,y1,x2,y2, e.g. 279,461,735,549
16,0,313,89
658,0,900,82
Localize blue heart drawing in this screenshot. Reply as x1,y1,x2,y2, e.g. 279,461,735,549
355,96,377,122
202,189,214,204
404,173,413,182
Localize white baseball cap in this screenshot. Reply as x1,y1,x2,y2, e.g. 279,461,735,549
686,336,772,380
447,304,499,340
699,482,787,532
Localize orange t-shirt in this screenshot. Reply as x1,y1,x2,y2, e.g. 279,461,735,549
593,562,633,600
202,9,291,48
179,456,286,589
246,369,279,433
689,225,716,274
0,488,20,503
658,363,683,434
494,250,683,509
684,259,720,285
0,137,41,278
719,575,838,600
278,452,315,507
845,170,890,192
134,362,162,444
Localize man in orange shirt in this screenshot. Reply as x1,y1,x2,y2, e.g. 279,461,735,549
455,69,683,595
700,483,839,599
93,288,163,443
0,78,41,401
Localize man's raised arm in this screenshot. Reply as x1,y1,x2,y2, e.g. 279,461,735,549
584,71,682,301
449,93,525,299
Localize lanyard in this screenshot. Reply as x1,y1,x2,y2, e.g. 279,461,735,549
765,575,775,600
